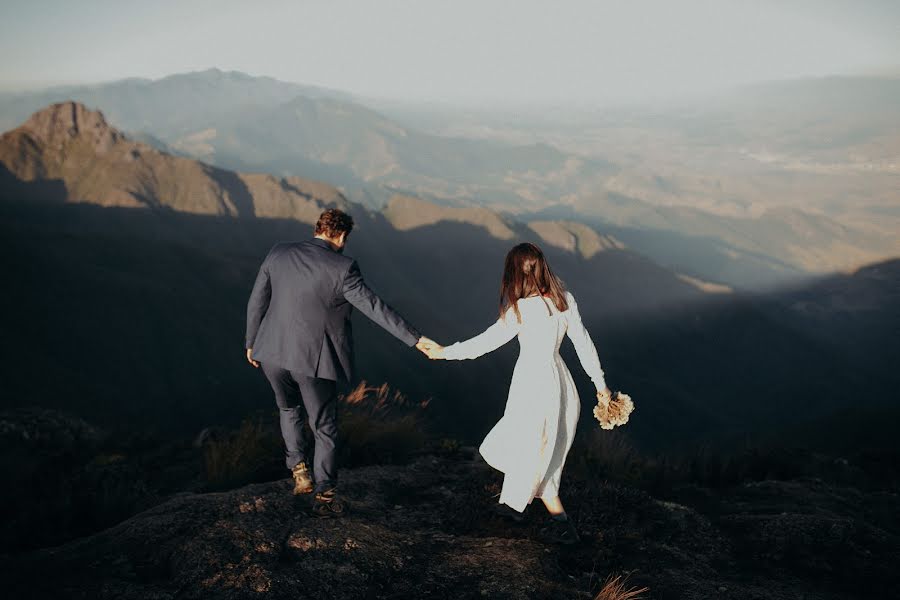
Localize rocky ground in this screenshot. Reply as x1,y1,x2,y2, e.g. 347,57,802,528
4,450,897,600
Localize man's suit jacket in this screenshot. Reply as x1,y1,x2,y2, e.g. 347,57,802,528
245,237,420,382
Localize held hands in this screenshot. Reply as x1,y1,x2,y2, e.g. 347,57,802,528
246,348,260,368
425,344,446,359
416,336,446,360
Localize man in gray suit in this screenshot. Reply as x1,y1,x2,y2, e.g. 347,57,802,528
245,208,433,517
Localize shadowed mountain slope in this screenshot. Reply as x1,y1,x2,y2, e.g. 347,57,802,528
1,103,897,453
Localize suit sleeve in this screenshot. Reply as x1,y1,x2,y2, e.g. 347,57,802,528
341,260,420,347
442,306,521,360
245,253,272,349
564,292,607,391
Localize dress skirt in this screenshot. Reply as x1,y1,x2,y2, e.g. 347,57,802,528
478,352,582,512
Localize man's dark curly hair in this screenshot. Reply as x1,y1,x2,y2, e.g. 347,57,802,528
314,208,354,239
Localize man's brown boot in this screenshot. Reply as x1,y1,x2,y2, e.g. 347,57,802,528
311,488,349,518
291,462,314,495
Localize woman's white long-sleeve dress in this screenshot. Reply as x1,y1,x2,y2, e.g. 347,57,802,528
442,291,606,512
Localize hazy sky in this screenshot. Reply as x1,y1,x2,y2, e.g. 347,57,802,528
1,0,898,104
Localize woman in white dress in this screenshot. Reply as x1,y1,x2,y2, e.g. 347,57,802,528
425,243,611,544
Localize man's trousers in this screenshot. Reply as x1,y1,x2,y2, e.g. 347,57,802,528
261,362,338,493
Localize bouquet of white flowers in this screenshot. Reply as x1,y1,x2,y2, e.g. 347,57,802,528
592,389,634,430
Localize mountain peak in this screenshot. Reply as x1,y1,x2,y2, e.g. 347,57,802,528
528,220,625,258
384,194,515,240
21,101,122,153
1,101,346,219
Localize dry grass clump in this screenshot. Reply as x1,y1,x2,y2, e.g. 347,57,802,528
570,428,646,486
341,381,430,413
202,381,429,489
594,574,649,600
203,418,282,490
338,381,430,466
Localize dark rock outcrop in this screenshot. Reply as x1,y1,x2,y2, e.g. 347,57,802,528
4,452,897,599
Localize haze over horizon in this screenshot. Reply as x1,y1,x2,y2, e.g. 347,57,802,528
2,0,899,105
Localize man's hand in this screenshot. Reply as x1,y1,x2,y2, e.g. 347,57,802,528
415,336,438,355
246,348,260,368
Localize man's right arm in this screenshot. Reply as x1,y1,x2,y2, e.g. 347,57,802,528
341,260,420,347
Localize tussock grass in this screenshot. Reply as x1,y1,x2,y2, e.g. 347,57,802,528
338,380,429,466
203,417,282,490
574,429,644,483
594,574,649,600
203,381,430,489
570,426,900,495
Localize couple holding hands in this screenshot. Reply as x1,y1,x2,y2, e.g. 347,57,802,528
246,208,612,544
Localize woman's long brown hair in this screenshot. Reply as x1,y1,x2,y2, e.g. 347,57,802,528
499,242,568,323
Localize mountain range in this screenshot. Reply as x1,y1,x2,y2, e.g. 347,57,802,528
2,70,898,291
1,102,897,453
